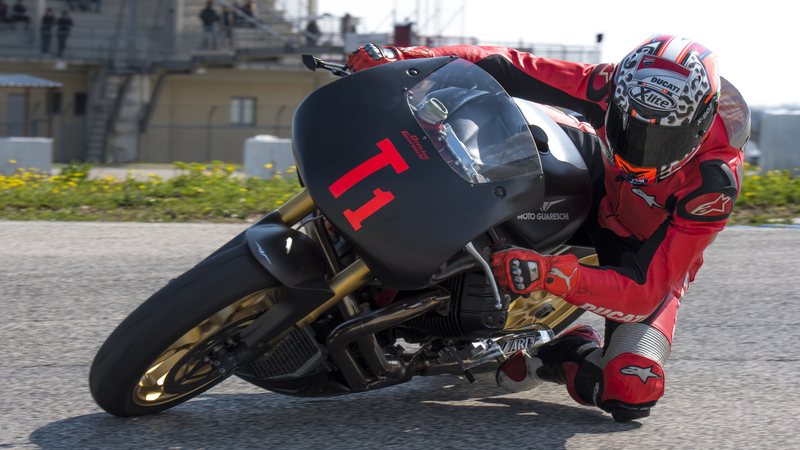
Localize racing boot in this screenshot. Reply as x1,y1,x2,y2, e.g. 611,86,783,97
496,325,601,393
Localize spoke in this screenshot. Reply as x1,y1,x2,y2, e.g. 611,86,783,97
132,288,282,407
140,349,188,388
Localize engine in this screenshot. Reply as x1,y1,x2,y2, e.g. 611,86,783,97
402,271,508,339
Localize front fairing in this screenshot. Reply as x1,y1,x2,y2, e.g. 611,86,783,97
292,57,545,289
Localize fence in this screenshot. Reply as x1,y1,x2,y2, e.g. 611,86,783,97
140,102,293,163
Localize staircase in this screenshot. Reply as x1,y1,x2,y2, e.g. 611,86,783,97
84,70,131,162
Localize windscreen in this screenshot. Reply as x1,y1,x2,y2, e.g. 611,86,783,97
407,59,542,184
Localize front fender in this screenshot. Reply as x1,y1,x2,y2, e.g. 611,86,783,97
245,215,330,292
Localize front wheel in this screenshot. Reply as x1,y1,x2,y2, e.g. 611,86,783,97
89,244,284,417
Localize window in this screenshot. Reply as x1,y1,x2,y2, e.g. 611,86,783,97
230,97,256,125
74,92,87,116
51,92,62,114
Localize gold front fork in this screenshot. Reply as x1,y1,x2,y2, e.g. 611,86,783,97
268,189,375,346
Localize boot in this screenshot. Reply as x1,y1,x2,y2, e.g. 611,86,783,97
496,325,601,393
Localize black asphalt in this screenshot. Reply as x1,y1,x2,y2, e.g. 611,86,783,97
1,222,798,449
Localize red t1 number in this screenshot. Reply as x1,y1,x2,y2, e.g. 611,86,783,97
328,139,408,230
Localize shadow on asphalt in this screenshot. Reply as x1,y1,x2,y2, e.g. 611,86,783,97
29,380,641,449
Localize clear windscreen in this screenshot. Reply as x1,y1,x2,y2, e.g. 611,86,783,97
407,59,542,183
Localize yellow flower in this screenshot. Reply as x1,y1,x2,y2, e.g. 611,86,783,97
264,164,274,169
8,159,17,164
239,188,247,192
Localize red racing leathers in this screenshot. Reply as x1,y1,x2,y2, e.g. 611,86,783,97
351,44,751,418
379,45,750,324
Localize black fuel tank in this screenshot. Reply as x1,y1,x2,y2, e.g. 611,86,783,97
499,100,592,253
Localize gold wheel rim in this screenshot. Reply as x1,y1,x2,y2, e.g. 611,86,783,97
504,254,598,331
132,287,282,407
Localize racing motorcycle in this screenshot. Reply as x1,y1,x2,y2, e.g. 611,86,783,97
89,55,598,416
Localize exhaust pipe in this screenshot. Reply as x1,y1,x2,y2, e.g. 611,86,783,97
326,291,449,390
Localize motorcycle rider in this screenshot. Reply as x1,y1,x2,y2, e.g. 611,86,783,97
347,35,750,422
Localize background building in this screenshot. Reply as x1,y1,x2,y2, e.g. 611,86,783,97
0,0,600,164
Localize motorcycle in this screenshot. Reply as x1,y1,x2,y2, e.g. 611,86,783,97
89,55,597,416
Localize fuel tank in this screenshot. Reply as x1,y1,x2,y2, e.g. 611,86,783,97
500,100,593,253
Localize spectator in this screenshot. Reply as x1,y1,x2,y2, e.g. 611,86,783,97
220,6,234,48
56,10,72,57
232,0,244,27
340,13,355,38
40,8,55,56
88,0,100,13
0,0,8,29
305,19,320,46
199,1,218,50
11,0,30,30
66,0,88,11
242,0,256,27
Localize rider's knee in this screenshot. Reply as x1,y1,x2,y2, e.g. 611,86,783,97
567,322,671,421
597,352,664,420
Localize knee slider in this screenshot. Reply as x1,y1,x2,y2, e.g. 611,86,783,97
599,352,664,421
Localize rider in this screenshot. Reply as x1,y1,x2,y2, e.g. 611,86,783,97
347,35,750,422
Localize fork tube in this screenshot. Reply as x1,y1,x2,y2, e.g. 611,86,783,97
276,189,316,226
309,218,390,376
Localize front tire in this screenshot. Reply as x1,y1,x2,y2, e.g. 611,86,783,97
89,244,283,417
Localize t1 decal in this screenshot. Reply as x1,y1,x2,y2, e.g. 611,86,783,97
329,138,409,198
344,189,395,231
328,138,409,231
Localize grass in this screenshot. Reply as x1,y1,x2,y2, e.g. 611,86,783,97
1,161,799,225
0,161,302,223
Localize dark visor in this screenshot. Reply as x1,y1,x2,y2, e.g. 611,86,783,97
605,100,716,167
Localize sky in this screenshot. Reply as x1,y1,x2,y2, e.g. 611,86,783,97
311,0,792,108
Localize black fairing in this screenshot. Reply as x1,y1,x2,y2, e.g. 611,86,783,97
499,100,592,253
292,58,546,290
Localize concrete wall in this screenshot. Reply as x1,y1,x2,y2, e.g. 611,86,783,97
0,62,89,163
1,59,335,164
243,135,294,178
139,65,333,163
758,110,800,172
0,138,52,175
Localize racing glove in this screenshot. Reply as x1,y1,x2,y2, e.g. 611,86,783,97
489,248,580,298
346,43,434,72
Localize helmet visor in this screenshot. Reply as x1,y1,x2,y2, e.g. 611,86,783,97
605,100,716,168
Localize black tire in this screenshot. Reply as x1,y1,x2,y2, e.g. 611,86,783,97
89,243,283,417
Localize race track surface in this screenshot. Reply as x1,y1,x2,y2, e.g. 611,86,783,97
1,222,798,449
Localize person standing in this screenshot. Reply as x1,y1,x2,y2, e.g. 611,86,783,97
220,6,234,48
56,10,73,58
40,8,55,56
305,19,320,46
199,1,218,50
242,0,256,27
11,0,30,30
0,0,9,30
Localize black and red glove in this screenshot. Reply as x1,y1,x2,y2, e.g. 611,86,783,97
346,43,434,72
489,248,580,298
